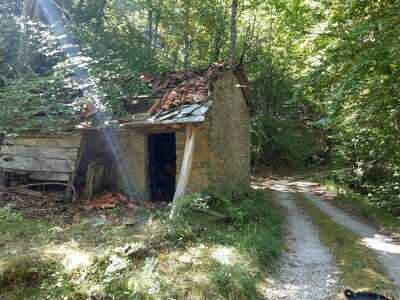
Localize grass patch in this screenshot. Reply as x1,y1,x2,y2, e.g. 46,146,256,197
298,194,397,298
0,188,283,299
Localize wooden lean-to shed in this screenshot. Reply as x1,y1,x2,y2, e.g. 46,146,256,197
0,62,252,202
0,133,83,184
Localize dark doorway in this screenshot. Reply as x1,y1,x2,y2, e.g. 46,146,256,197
148,133,176,202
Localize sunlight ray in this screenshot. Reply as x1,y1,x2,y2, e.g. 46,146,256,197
36,0,138,199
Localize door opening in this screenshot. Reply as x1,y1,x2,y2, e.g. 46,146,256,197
148,133,176,202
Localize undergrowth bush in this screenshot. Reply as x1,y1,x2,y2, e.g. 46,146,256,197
327,168,400,214
209,263,261,300
251,117,322,170
171,187,283,268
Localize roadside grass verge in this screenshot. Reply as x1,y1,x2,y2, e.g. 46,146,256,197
322,179,400,235
0,188,282,299
298,194,397,298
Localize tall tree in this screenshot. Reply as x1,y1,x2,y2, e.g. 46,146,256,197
94,0,107,36
183,0,190,70
228,0,237,62
16,0,39,76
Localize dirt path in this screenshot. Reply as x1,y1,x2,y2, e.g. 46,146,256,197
263,189,340,299
305,193,400,286
256,177,400,299
281,179,400,287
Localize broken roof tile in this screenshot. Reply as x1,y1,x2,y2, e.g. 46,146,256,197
143,62,233,117
135,62,251,125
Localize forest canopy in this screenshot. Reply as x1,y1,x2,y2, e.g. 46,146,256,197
1,0,399,212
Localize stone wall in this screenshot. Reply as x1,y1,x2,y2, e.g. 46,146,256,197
115,130,149,200
175,125,211,195
207,71,251,189
175,70,250,195
88,70,250,199
82,129,149,200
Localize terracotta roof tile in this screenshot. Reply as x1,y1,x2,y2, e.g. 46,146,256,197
140,62,231,116
131,62,252,125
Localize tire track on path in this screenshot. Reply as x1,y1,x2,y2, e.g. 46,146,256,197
264,189,340,300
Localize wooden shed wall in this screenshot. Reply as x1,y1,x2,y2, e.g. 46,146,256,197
0,133,83,182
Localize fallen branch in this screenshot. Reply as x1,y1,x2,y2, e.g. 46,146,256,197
13,205,70,214
18,182,70,189
190,207,228,219
1,186,46,198
17,182,76,203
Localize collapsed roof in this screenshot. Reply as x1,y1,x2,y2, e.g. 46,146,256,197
122,62,251,126
1,62,251,134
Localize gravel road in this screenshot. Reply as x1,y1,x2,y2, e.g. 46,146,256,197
263,189,340,299
256,177,400,299
305,193,400,287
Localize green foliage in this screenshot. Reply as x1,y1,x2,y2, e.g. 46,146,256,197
328,169,400,213
307,1,400,213
209,263,263,300
0,2,21,83
0,76,81,133
1,0,399,211
252,117,320,169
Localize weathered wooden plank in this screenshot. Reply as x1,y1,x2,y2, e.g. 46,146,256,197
1,146,79,160
3,135,82,148
170,126,197,219
29,172,71,182
85,160,105,198
10,131,80,138
66,132,87,199
0,155,75,172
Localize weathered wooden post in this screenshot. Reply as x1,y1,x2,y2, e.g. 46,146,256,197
169,125,196,220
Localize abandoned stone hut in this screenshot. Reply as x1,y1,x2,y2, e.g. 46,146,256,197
0,63,252,202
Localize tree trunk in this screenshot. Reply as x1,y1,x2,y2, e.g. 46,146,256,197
183,2,190,70
211,30,223,62
228,0,238,62
94,0,107,36
76,0,85,12
147,9,153,44
153,14,159,48
15,0,39,76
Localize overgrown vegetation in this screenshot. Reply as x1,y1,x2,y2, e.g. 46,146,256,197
321,177,400,234
0,189,282,299
299,195,397,298
4,2,400,210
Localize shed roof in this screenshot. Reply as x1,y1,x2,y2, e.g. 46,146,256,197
4,63,250,135
120,62,251,126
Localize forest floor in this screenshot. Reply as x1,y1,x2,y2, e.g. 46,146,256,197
0,186,283,299
254,176,400,299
